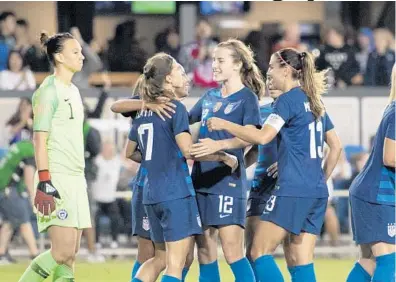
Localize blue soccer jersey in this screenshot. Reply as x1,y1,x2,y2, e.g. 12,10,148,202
129,100,195,205
250,103,278,197
350,101,395,206
268,87,334,198
189,87,262,198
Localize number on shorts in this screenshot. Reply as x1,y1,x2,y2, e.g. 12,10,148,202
265,195,277,212
138,123,154,161
218,195,233,214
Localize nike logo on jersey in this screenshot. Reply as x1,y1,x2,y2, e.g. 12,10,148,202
45,184,56,193
64,98,70,102
219,214,230,218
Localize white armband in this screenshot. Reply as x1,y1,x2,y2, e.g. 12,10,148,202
264,113,285,133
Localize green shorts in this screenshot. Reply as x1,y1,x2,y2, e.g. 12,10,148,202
34,172,92,233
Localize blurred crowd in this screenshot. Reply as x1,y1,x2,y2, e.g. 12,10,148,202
0,10,395,92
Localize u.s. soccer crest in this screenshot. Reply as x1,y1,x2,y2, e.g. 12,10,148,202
224,101,242,115
213,102,222,113
142,217,150,231
387,223,395,237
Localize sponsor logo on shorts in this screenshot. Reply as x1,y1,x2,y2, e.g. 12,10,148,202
197,214,202,227
57,209,68,220
387,223,395,237
142,217,150,231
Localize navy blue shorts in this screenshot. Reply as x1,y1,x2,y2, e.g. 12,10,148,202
350,195,396,244
144,196,202,243
247,191,271,217
260,195,328,235
131,187,151,240
196,193,246,228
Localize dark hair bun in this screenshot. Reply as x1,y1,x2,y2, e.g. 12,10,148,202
40,31,49,46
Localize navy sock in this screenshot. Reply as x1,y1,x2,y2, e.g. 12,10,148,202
230,257,255,282
248,258,259,281
346,262,371,282
288,263,316,282
161,275,180,282
131,261,141,280
254,255,284,282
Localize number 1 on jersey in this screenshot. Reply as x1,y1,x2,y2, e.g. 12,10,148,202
138,123,154,161
309,120,323,159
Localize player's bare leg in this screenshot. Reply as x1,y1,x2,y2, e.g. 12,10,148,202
135,243,166,282
19,223,39,257
0,222,13,258
324,205,340,246
137,237,155,264
246,216,260,261
218,225,244,263
196,227,218,264
250,221,287,260
283,232,317,267
164,236,194,279
49,226,79,268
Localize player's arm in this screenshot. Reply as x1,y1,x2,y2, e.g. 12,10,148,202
383,116,396,167
190,137,251,158
244,145,258,168
32,86,61,216
125,139,141,163
323,129,342,180
110,98,176,121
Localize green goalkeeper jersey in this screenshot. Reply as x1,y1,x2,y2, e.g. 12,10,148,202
32,75,85,176
0,140,35,192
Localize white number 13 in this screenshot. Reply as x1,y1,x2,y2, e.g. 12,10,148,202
309,120,323,159
138,123,154,161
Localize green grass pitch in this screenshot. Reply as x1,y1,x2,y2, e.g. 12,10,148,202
1,258,354,281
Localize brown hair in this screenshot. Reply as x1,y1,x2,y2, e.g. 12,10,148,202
136,52,175,102
277,48,327,118
40,31,74,65
217,39,266,99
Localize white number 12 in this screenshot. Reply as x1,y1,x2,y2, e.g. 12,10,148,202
138,123,154,161
309,120,323,159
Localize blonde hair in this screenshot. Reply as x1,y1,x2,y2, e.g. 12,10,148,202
136,53,176,102
277,48,327,118
217,39,266,99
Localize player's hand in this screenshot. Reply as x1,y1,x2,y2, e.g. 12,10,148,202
267,162,278,178
190,138,223,158
34,180,61,216
145,101,176,121
222,152,239,173
207,117,228,132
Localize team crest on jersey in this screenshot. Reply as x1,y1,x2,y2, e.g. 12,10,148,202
224,101,242,115
57,209,68,220
387,223,396,237
213,102,223,113
142,217,150,231
197,214,202,228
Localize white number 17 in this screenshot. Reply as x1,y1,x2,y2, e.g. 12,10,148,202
138,123,154,161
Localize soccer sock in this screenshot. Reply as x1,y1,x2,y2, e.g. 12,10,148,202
254,255,284,282
131,278,143,282
230,257,256,282
52,264,74,282
131,261,142,280
372,252,396,282
199,260,221,282
346,262,371,282
161,275,181,282
288,263,316,282
248,258,259,282
19,249,59,282
182,267,189,282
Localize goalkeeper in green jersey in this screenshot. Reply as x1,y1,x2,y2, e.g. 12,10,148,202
19,31,89,282
0,140,39,264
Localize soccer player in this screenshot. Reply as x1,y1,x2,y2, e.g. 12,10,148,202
19,31,89,282
188,39,264,282
126,53,238,282
244,82,281,280
346,66,395,282
207,48,342,282
0,140,39,263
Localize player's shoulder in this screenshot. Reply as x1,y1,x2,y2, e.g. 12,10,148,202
33,75,57,99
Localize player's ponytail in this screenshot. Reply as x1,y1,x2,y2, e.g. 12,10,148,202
38,31,74,66
139,53,176,103
277,48,327,119
218,39,266,99
389,64,396,104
